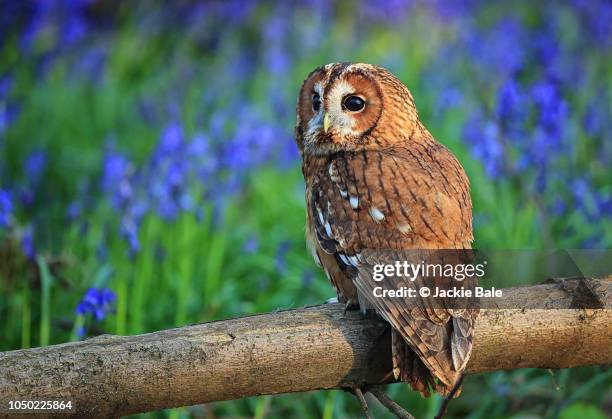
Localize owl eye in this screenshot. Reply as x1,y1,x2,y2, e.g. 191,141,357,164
343,95,366,112
312,93,322,112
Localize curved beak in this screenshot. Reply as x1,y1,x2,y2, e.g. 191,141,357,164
323,113,331,134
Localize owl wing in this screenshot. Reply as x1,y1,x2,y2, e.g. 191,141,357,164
309,143,476,388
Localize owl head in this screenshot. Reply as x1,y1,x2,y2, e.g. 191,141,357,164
295,62,421,156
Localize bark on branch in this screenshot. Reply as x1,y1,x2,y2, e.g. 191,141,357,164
1,278,611,418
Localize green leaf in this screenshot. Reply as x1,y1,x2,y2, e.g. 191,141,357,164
559,402,606,419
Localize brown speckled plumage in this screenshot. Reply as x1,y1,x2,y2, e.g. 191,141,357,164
295,63,477,396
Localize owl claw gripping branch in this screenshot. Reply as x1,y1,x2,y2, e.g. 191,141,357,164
295,63,478,415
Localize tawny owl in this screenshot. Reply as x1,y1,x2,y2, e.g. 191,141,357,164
295,63,477,398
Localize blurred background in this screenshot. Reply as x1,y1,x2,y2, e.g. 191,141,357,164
1,0,610,418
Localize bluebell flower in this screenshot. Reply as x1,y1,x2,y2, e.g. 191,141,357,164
96,243,108,263
19,6,46,52
462,114,504,179
278,139,300,169
302,269,315,286
430,0,479,20
21,226,35,260
25,150,47,182
243,235,259,254
189,133,218,178
211,0,256,25
436,87,463,116
360,0,415,24
120,217,140,256
533,30,559,68
262,13,291,75
67,201,82,221
466,18,526,76
74,45,106,82
596,194,612,219
188,133,210,157
0,73,12,99
0,189,13,228
581,233,604,249
531,78,568,142
275,240,291,274
62,13,88,46
572,0,612,46
156,198,179,221
496,78,527,129
266,47,290,75
102,150,131,194
0,102,20,134
551,198,566,216
583,95,606,137
75,287,116,321
19,188,35,208
76,325,86,338
155,121,184,159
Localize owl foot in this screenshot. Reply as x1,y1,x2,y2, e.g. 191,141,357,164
349,387,372,419
343,299,359,316
367,385,415,419
434,373,465,419
325,296,339,304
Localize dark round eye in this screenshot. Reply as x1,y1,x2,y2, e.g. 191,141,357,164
343,95,366,112
312,93,321,112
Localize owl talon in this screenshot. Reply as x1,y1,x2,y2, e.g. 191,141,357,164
343,299,359,315
366,385,415,419
434,373,465,419
349,387,371,419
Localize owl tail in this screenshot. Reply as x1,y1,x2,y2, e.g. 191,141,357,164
391,329,463,398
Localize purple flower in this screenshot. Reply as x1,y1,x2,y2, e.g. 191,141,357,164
360,0,415,24
76,326,86,338
0,73,12,99
302,269,315,286
96,243,108,263
62,13,88,45
75,287,116,321
572,0,612,46
531,78,568,142
74,45,106,82
21,226,35,260
67,201,82,221
275,240,291,274
156,122,184,158
120,216,140,256
462,114,504,179
25,150,47,182
243,235,259,254
102,150,131,194
583,95,607,137
0,190,13,228
497,78,527,129
189,133,218,178
436,87,463,115
0,103,20,134
466,18,527,76
551,198,566,216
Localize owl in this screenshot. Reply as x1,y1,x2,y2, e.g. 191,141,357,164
295,63,477,398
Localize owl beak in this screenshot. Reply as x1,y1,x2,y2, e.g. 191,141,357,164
323,113,331,133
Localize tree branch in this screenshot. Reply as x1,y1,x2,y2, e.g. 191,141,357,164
0,278,610,418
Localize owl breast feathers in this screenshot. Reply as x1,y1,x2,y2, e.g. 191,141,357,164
295,63,478,396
